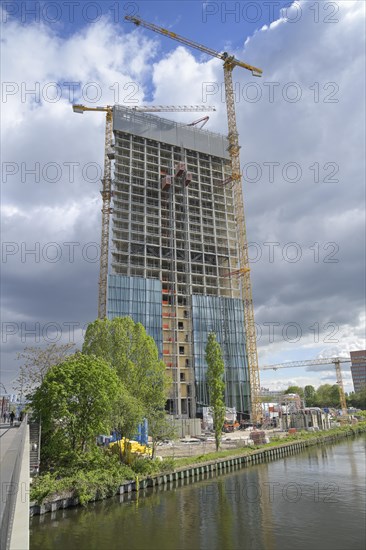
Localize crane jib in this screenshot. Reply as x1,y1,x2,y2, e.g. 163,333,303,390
125,15,262,75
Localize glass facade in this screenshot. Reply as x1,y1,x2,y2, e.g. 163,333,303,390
192,294,250,414
107,275,163,355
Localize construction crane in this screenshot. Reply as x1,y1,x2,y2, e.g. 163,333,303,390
131,105,216,112
73,104,113,319
186,116,210,129
223,267,250,278
260,357,366,417
73,103,215,319
73,105,216,113
125,15,263,423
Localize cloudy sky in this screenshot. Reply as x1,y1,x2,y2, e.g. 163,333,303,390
1,0,365,393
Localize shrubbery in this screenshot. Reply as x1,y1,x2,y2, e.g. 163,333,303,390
130,457,161,476
31,449,178,505
158,457,176,472
31,449,136,505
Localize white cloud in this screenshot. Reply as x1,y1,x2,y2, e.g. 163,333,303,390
0,13,156,129
1,1,365,390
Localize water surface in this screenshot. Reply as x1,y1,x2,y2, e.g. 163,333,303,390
30,435,366,550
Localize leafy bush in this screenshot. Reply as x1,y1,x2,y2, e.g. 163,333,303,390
131,457,161,476
31,456,135,505
70,465,135,505
159,458,176,473
30,473,72,504
130,456,176,475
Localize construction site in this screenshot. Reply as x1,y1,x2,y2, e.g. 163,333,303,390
73,16,362,432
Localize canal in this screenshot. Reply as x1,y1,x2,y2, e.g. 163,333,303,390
30,435,366,550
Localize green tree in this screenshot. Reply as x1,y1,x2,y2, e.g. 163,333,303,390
304,385,317,406
113,385,145,458
347,386,366,409
32,354,121,464
205,332,226,452
315,384,341,408
284,385,304,398
83,317,170,423
113,382,144,462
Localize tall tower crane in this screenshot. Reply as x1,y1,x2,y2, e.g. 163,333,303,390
73,104,113,320
72,103,216,319
125,15,263,423
260,357,366,417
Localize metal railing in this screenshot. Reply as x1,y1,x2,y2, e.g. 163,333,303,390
0,415,28,550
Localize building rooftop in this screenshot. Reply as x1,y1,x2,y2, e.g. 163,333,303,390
113,105,230,159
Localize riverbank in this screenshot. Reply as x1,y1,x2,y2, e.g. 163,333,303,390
30,433,366,550
30,422,366,515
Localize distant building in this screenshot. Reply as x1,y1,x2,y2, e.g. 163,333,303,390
260,387,283,400
1,396,10,416
350,350,366,392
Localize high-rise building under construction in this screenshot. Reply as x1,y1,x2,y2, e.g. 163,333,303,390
108,105,250,419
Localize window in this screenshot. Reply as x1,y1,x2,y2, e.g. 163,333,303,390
179,346,185,355
181,399,188,415
165,400,174,414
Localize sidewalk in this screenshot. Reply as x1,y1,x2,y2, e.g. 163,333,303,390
0,424,21,463
0,421,29,550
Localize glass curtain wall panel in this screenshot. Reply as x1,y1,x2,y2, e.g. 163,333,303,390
108,274,163,355
192,294,250,414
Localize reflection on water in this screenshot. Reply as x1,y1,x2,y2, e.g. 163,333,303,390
30,435,366,550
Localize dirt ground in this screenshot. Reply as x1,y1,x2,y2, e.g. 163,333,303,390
155,429,286,459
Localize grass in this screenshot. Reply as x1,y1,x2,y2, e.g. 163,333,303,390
173,422,366,469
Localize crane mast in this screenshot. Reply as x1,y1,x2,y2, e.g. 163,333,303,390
333,359,347,417
125,15,263,423
223,61,262,424
73,104,113,319
99,108,113,319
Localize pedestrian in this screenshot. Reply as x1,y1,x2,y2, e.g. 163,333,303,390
2,411,7,423
9,411,15,426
